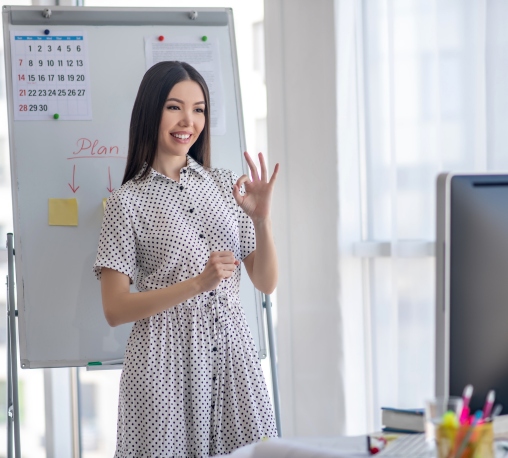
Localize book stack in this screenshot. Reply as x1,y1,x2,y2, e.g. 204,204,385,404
381,407,425,433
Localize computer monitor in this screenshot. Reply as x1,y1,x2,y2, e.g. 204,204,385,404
436,173,508,415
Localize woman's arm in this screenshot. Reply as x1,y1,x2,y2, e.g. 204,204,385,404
243,219,278,294
101,251,239,327
233,152,279,295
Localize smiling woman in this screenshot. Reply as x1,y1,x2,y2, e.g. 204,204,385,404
122,61,211,185
154,80,207,178
93,60,279,457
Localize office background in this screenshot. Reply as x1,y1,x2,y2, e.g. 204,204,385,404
1,0,508,456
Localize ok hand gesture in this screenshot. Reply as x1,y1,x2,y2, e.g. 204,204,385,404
233,152,279,224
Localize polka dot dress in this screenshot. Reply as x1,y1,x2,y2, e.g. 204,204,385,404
93,155,277,457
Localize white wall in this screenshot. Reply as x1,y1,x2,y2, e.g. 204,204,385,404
264,0,346,437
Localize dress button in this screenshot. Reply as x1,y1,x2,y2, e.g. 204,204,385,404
189,208,194,213
199,233,205,239
212,376,216,381
212,347,217,352
179,185,184,191
214,318,218,323
183,169,187,173
209,291,215,296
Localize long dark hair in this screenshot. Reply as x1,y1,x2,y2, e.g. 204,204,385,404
122,61,211,185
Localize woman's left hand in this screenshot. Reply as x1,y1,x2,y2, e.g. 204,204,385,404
233,152,279,224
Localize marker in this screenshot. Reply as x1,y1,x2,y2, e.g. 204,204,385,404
482,390,495,420
53,113,59,120
201,35,208,42
489,404,502,421
158,35,164,42
101,358,124,365
459,384,473,424
454,410,482,458
44,29,50,35
87,358,124,366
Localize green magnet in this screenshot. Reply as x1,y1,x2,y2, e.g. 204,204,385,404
53,113,59,120
201,36,208,42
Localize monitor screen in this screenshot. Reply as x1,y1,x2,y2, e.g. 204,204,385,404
436,174,508,415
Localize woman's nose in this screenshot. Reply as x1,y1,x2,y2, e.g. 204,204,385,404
179,111,193,126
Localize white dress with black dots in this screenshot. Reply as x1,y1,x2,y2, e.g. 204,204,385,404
93,155,277,457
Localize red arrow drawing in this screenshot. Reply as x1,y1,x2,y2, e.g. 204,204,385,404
68,164,80,193
107,166,114,193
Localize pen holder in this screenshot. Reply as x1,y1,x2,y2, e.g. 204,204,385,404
435,421,493,458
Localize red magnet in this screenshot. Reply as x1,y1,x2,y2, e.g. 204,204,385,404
158,35,164,42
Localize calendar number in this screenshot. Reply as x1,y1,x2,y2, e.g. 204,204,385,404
29,104,48,112
18,105,27,111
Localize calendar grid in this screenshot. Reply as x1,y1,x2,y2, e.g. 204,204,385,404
11,31,92,121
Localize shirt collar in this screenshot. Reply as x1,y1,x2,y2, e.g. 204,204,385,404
136,155,208,193
186,155,208,179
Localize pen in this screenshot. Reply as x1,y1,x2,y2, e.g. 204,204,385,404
454,410,482,458
459,384,473,425
488,404,502,421
482,390,495,420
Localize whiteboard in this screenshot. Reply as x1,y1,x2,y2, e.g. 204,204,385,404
3,6,267,368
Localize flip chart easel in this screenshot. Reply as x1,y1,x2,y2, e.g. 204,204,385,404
3,6,282,454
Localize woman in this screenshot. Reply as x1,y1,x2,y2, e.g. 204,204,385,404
93,61,279,457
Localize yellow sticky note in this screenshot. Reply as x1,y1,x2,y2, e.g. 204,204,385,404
103,198,108,212
48,198,78,226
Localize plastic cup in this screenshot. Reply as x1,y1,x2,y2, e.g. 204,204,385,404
425,396,463,447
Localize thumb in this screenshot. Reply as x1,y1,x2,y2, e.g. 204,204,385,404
232,184,244,206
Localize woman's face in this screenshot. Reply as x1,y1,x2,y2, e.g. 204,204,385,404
156,79,206,160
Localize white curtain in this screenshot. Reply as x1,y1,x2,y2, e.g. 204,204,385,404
337,0,508,434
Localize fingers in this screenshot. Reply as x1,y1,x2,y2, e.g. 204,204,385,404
269,162,280,186
209,251,237,261
233,174,250,205
258,152,268,182
244,151,259,181
207,251,240,281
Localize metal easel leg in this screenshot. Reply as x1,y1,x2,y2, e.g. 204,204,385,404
263,294,282,437
6,233,21,458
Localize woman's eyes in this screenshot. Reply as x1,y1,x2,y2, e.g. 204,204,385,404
165,105,204,113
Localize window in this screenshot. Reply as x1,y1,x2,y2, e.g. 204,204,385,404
338,0,498,433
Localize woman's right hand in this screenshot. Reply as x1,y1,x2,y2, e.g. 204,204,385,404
197,251,240,292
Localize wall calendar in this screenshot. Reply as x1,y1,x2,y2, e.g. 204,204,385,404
10,31,92,121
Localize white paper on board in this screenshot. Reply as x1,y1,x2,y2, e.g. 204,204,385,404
144,36,226,136
10,30,92,121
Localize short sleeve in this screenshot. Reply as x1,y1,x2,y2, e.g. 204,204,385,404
93,192,137,281
231,171,256,260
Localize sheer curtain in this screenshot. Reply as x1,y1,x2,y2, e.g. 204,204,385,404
337,0,508,434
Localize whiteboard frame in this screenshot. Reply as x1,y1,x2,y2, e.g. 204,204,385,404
3,5,267,367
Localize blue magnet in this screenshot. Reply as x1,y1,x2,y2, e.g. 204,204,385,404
44,29,50,35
